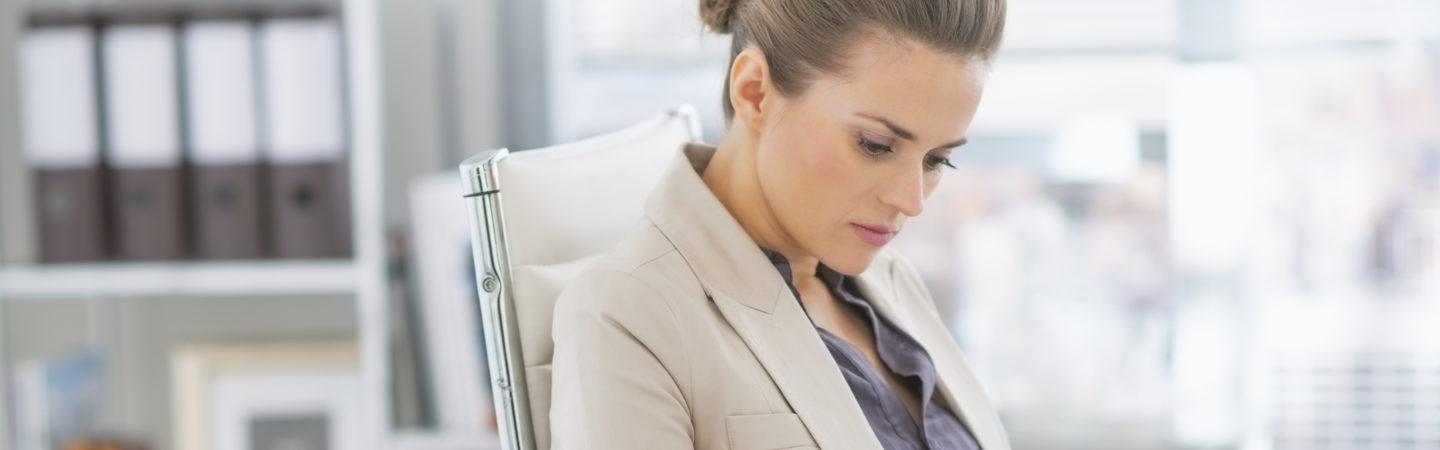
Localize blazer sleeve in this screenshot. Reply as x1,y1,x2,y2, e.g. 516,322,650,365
550,268,694,449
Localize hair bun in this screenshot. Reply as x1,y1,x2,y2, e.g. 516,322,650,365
700,0,743,34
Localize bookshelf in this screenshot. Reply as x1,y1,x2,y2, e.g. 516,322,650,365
0,1,393,450
0,261,359,299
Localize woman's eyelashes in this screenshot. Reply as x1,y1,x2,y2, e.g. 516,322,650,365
857,134,892,156
857,133,956,171
925,154,957,170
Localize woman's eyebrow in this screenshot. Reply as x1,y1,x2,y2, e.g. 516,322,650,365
856,113,968,148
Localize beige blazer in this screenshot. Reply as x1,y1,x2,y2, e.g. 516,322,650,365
551,143,1009,450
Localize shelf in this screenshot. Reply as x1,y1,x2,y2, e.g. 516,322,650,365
26,3,338,27
0,260,358,299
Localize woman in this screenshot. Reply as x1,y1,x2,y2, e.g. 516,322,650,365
551,0,1008,448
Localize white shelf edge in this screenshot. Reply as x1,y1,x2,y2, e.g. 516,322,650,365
0,260,359,299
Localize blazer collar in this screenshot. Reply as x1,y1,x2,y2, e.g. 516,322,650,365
644,143,885,450
644,143,795,311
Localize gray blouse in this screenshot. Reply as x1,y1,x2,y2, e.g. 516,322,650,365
761,248,982,450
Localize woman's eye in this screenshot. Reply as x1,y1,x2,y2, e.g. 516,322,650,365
858,136,892,156
925,155,957,171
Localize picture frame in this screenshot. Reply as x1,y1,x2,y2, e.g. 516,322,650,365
170,340,357,450
211,369,362,450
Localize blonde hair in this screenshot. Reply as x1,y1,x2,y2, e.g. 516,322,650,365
700,0,1007,121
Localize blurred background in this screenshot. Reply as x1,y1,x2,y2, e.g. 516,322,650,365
1,0,1438,449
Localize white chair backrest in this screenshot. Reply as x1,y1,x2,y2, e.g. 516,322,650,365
460,106,701,450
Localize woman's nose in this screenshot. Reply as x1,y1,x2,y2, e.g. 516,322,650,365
880,165,926,218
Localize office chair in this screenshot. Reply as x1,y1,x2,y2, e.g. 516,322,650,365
459,105,703,450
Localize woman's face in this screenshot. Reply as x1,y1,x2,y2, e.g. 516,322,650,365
754,36,987,275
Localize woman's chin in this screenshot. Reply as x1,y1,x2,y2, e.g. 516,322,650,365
825,248,881,276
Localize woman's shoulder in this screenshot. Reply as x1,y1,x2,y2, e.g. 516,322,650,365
556,221,703,317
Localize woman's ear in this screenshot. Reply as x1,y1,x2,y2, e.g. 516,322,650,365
728,47,772,131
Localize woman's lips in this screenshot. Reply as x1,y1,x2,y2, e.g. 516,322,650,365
850,223,896,246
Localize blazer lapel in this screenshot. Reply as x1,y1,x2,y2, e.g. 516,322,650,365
645,143,883,450
854,259,1010,450
710,289,884,450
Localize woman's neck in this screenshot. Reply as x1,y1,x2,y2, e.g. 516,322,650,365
701,130,822,284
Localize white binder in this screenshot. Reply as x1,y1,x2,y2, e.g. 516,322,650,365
259,18,350,258
184,21,265,259
103,24,186,260
21,26,106,262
